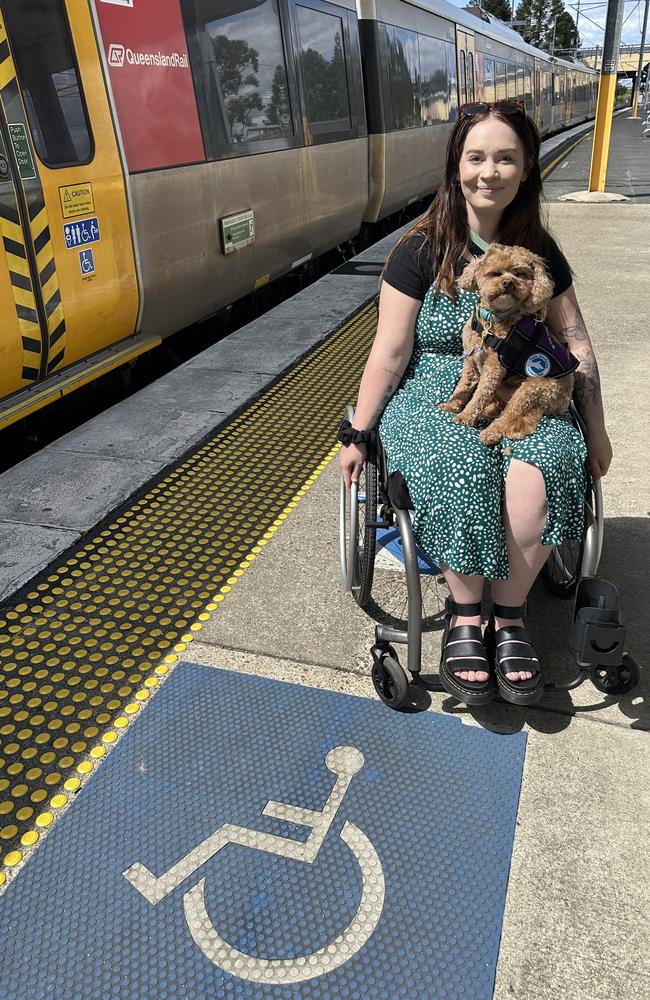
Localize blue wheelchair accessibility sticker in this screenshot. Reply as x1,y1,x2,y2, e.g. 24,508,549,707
78,248,95,276
0,664,526,999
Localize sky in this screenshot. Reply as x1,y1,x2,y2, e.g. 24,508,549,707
446,1,648,51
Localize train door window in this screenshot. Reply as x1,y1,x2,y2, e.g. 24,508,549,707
419,35,448,125
496,61,507,100
2,0,92,166
459,50,466,105
183,0,296,157
515,66,524,102
523,66,532,110
295,3,352,141
468,51,475,101
483,58,496,104
446,42,459,121
386,26,421,129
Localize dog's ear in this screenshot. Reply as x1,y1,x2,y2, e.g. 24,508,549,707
457,256,484,292
523,255,554,317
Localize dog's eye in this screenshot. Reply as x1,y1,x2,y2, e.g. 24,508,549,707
514,270,531,279
486,271,501,278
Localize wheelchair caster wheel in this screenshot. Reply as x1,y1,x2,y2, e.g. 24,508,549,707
590,653,640,695
371,650,409,708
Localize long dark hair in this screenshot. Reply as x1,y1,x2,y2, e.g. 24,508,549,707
384,109,565,299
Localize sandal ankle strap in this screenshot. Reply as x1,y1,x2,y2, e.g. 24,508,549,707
445,597,482,616
492,601,527,619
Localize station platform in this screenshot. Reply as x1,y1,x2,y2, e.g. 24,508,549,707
0,111,648,999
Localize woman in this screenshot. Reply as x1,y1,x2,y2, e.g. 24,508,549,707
339,101,612,707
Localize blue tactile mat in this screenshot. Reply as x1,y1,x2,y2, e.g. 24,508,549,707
0,664,526,999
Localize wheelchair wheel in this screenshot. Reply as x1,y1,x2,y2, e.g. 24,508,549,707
590,653,640,695
541,480,600,598
339,428,378,608
371,647,410,708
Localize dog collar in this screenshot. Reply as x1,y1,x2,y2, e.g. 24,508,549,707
477,304,521,325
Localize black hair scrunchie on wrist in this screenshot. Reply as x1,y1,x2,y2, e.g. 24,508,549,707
337,419,373,447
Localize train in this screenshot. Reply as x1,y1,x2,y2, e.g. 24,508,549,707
0,0,598,430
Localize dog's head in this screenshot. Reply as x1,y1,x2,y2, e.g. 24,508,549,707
457,244,554,318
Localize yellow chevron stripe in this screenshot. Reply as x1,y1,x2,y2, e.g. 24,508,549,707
13,285,38,310
41,272,58,306
35,242,53,273
4,251,29,278
0,59,14,92
30,207,47,239
47,301,65,335
0,216,23,243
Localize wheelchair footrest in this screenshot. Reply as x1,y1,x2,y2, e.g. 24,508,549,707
570,577,627,666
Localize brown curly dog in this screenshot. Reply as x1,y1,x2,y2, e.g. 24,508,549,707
438,244,574,446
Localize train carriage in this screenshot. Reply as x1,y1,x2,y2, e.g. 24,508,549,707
0,0,598,431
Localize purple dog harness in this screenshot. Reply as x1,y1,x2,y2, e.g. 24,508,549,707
471,308,579,379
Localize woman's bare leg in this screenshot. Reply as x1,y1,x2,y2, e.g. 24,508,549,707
442,567,486,682
492,459,553,681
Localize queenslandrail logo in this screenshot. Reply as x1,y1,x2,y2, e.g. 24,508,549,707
108,42,189,69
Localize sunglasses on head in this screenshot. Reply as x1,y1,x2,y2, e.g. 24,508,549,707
460,99,526,118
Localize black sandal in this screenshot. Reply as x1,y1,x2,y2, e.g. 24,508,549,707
439,598,495,705
484,602,545,706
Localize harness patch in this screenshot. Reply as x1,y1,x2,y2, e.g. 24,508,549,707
524,352,552,377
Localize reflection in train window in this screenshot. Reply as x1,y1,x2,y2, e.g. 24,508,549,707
524,66,532,109
516,66,524,102
189,0,293,148
386,26,421,128
495,61,507,100
459,49,466,105
483,58,496,104
468,51,475,101
447,42,459,121
419,35,449,124
296,5,351,139
507,63,516,99
3,0,93,166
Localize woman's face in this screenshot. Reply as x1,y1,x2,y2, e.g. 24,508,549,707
459,114,529,224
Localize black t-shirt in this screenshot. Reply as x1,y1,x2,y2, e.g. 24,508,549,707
382,232,573,302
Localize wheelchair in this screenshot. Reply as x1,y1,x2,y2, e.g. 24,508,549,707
339,403,640,709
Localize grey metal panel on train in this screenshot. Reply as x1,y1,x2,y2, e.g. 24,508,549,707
364,126,449,222
131,139,368,339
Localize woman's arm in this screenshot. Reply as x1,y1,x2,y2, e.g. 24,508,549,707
546,284,612,478
340,281,420,488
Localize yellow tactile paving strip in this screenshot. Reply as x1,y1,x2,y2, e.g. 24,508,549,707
0,299,378,888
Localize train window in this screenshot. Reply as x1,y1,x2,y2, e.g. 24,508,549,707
295,4,352,140
2,0,93,167
515,67,524,102
184,0,294,153
483,58,496,104
446,43,458,121
419,35,449,125
506,63,516,99
459,50,466,105
495,61,507,100
386,26,421,129
468,52,475,101
523,66,532,110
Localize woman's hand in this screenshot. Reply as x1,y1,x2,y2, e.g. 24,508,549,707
339,442,367,491
585,424,612,479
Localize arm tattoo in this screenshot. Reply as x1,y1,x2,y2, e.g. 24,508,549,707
573,348,602,413
557,308,589,342
367,384,396,428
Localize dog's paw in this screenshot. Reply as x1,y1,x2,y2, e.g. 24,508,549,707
452,411,478,427
479,425,503,446
438,400,463,413
499,416,539,439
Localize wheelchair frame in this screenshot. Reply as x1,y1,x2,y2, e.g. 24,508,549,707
339,403,639,707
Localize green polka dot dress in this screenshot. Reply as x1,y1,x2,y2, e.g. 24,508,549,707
379,280,587,581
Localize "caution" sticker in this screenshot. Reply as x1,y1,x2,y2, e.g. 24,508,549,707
59,181,95,220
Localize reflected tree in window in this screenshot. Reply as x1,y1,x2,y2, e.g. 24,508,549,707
213,35,263,141
265,64,290,128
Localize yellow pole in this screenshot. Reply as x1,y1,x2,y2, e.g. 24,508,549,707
588,74,618,190
588,0,625,192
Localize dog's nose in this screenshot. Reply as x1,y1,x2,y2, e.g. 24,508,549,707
502,279,513,291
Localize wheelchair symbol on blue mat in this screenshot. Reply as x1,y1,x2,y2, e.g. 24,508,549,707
78,248,95,275
123,746,385,984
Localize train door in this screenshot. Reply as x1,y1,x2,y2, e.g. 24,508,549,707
0,1,139,422
456,30,476,107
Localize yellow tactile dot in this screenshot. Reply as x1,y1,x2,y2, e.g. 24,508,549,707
3,850,22,866
21,830,39,847
0,871,5,887
124,704,140,715
0,825,18,840
35,812,53,828
101,731,118,744
64,777,81,792
113,717,129,729
76,761,93,775
15,806,33,821
50,794,68,809
90,746,106,758
154,665,169,677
